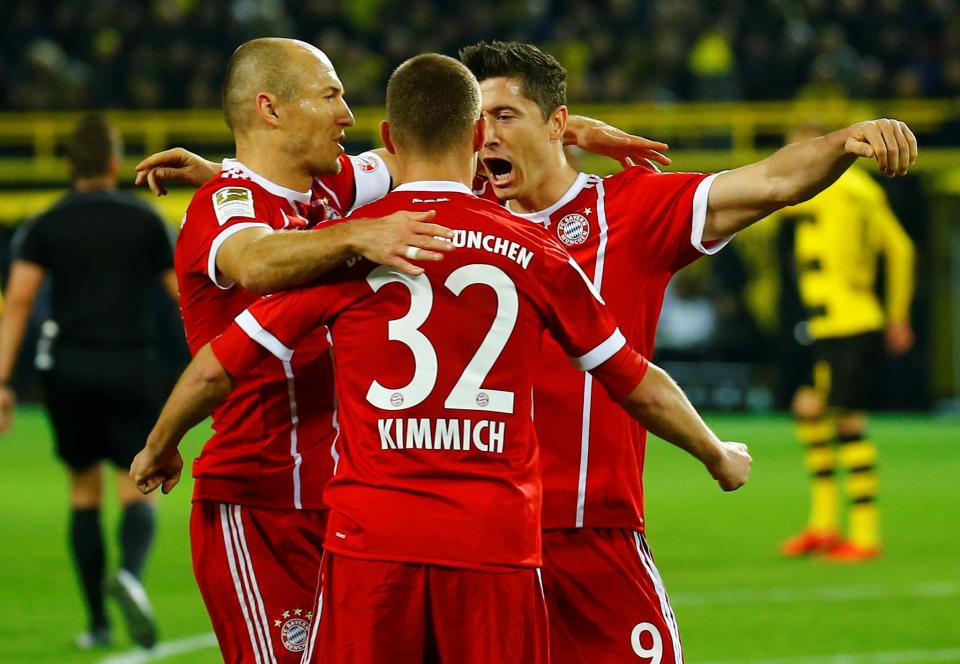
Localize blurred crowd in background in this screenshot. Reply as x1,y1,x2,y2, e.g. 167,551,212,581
3,0,960,110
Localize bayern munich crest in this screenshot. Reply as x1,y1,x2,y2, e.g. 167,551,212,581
557,213,590,246
353,154,380,173
274,609,312,653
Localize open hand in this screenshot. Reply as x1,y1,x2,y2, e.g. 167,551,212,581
134,147,219,195
347,210,455,276
565,115,670,171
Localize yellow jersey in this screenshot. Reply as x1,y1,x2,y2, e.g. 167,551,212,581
781,167,914,340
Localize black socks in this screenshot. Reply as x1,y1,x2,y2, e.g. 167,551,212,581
119,501,156,579
70,507,107,631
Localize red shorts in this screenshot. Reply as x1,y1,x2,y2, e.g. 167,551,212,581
302,553,549,664
190,502,326,664
541,528,684,664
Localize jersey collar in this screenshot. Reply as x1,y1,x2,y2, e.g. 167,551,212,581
506,172,591,224
393,180,475,196
221,159,312,206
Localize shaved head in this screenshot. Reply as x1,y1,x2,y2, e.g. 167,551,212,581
223,38,333,133
386,54,481,157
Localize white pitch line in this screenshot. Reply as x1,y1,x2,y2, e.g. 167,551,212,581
98,632,218,664
698,647,960,664
671,581,960,608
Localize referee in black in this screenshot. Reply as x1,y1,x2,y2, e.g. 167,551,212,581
0,115,178,650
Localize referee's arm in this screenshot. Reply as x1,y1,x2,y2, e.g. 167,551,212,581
161,268,179,303
0,260,46,432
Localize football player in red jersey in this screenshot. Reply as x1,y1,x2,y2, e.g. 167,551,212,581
458,40,917,664
134,54,751,664
131,38,459,664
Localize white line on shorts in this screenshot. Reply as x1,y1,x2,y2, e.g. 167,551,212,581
670,581,960,608
98,632,218,664
697,647,960,664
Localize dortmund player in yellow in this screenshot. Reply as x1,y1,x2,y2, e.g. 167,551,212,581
779,124,915,562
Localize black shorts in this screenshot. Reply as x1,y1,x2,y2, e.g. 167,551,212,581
811,331,883,410
40,344,161,471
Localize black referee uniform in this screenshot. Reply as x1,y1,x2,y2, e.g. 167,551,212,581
15,189,174,469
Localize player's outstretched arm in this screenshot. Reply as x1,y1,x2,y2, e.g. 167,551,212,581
131,344,232,495
616,361,751,491
703,118,918,241
564,115,670,171
134,148,220,195
217,210,455,293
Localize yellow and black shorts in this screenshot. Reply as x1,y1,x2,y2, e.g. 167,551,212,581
809,331,884,410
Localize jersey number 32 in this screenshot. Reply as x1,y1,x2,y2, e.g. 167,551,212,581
365,264,518,415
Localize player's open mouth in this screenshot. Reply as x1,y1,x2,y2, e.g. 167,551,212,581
484,158,515,187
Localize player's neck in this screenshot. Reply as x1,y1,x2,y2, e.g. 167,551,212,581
73,175,117,192
508,155,579,215
393,151,475,190
235,140,312,193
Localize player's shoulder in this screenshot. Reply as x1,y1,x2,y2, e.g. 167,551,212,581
185,169,276,226
191,169,270,205
602,166,709,192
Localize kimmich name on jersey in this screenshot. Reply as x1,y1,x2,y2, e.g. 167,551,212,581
378,418,506,453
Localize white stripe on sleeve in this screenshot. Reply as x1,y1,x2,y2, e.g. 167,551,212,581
235,310,294,362
689,173,733,255
349,152,392,211
207,222,273,290
570,328,627,371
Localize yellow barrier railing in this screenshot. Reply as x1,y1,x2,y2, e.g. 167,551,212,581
0,98,956,182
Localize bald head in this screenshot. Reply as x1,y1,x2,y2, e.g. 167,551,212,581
223,38,333,133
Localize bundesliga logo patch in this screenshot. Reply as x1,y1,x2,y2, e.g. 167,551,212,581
353,155,380,173
212,187,255,226
557,213,590,246
274,608,312,653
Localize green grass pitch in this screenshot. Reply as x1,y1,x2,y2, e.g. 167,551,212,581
1,407,957,663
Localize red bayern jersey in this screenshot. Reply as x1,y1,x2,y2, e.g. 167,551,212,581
500,168,730,531
175,153,390,510
211,181,647,571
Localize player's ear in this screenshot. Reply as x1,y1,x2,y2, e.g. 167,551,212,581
549,105,568,142
472,117,486,153
107,153,121,180
380,121,397,155
255,92,281,128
